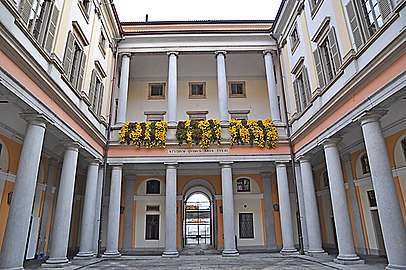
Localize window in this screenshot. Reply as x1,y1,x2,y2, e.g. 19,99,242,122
323,170,329,188
187,111,208,121
239,213,254,239
189,82,206,99
367,190,377,207
228,82,246,98
89,69,104,116
293,66,311,113
146,180,160,194
98,30,106,56
146,205,160,212
79,0,91,17
148,83,165,99
346,0,392,49
361,153,371,174
145,215,159,240
290,26,300,52
402,137,406,161
63,31,86,91
313,27,341,88
237,178,251,192
19,0,60,53
309,0,324,15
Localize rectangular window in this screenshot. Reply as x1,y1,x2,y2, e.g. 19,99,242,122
145,215,159,240
309,0,323,15
98,30,106,56
89,69,104,116
290,26,300,53
146,205,160,212
239,213,254,239
323,170,329,187
63,31,86,91
361,153,371,174
237,178,251,192
229,82,246,98
148,83,166,99
293,66,311,113
367,190,377,207
189,82,206,99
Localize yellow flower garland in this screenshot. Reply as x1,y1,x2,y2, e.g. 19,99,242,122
229,118,278,149
119,121,168,148
176,119,222,148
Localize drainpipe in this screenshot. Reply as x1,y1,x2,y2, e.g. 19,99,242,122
97,34,124,257
270,34,305,255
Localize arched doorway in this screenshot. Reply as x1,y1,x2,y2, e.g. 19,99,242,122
184,192,211,246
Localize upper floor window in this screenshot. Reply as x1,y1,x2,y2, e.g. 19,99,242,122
189,82,206,99
98,30,106,56
79,0,91,18
63,31,86,91
19,0,60,53
229,82,246,98
361,153,371,174
290,26,300,53
313,27,341,88
146,180,160,194
345,0,392,49
292,65,311,114
89,69,105,116
237,178,251,192
148,83,165,99
309,0,324,15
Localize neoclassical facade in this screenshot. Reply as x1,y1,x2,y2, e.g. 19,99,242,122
0,0,405,269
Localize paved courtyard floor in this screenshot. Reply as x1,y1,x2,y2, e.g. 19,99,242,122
25,253,388,270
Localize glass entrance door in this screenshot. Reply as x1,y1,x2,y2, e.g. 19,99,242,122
184,193,211,245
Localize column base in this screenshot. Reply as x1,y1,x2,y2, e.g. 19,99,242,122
386,264,406,270
102,250,121,258
0,267,23,270
222,249,239,257
74,251,95,260
334,258,364,265
280,248,299,255
42,258,71,268
162,250,179,258
305,249,328,256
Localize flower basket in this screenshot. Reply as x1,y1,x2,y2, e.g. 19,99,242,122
176,119,222,148
229,118,278,149
119,121,168,148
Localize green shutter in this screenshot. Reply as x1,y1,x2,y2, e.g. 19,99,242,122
76,52,86,91
313,47,325,88
378,0,392,22
63,31,75,76
97,83,104,116
346,0,364,49
19,0,34,24
44,4,59,53
303,67,311,107
292,79,301,113
89,70,96,106
328,27,342,74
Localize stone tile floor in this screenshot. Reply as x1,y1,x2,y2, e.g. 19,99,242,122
24,253,388,269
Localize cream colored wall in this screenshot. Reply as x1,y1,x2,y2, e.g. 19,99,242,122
332,0,353,59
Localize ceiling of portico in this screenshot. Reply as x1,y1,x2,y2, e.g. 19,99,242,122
129,53,266,80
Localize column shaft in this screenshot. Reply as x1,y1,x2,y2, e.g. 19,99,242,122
167,52,178,126
44,144,79,267
216,51,229,124
323,140,361,263
276,163,297,254
162,163,179,257
299,158,325,254
220,162,239,256
0,116,46,270
261,173,277,250
263,51,281,122
122,178,135,250
75,161,100,259
360,113,406,269
92,167,104,254
294,163,309,251
117,54,131,125
103,165,122,257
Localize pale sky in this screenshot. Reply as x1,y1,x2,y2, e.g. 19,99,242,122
113,0,283,22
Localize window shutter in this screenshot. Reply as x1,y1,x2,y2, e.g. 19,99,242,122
76,52,86,91
293,79,301,113
44,4,60,53
97,84,104,116
303,67,311,107
63,31,75,76
328,27,342,74
346,0,364,49
378,0,392,21
313,48,325,88
36,1,52,45
19,0,34,24
89,70,96,106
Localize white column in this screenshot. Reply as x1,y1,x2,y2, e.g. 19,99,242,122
103,165,122,258
162,163,179,257
276,163,297,254
359,112,406,269
294,163,309,251
75,160,100,259
342,154,367,254
0,114,46,270
215,51,229,124
263,50,281,122
92,166,104,254
322,139,362,263
167,52,178,126
220,162,239,257
122,177,135,251
37,159,57,256
299,156,325,254
117,53,131,125
43,143,80,268
261,172,277,250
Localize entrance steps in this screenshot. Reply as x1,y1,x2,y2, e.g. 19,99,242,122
180,245,221,255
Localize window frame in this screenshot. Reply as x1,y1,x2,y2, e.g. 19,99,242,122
290,25,300,53
188,82,206,99
228,81,246,98
148,83,166,100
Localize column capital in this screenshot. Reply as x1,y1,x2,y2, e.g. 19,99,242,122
87,158,102,166
320,137,341,149
357,110,387,126
121,52,132,58
219,161,233,168
63,141,82,152
298,155,312,163
164,162,178,168
215,50,227,58
167,51,179,57
341,153,351,162
263,49,275,56
275,162,287,168
20,112,52,128
110,163,123,168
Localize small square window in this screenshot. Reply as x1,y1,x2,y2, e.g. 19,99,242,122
229,82,246,98
149,83,165,99
146,205,160,212
189,82,206,99
237,178,251,192
146,180,160,194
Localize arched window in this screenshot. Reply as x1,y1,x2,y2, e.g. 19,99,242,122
401,137,406,161
237,178,250,192
361,153,371,174
146,180,160,194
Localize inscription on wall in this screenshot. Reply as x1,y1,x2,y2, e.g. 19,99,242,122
168,149,230,155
